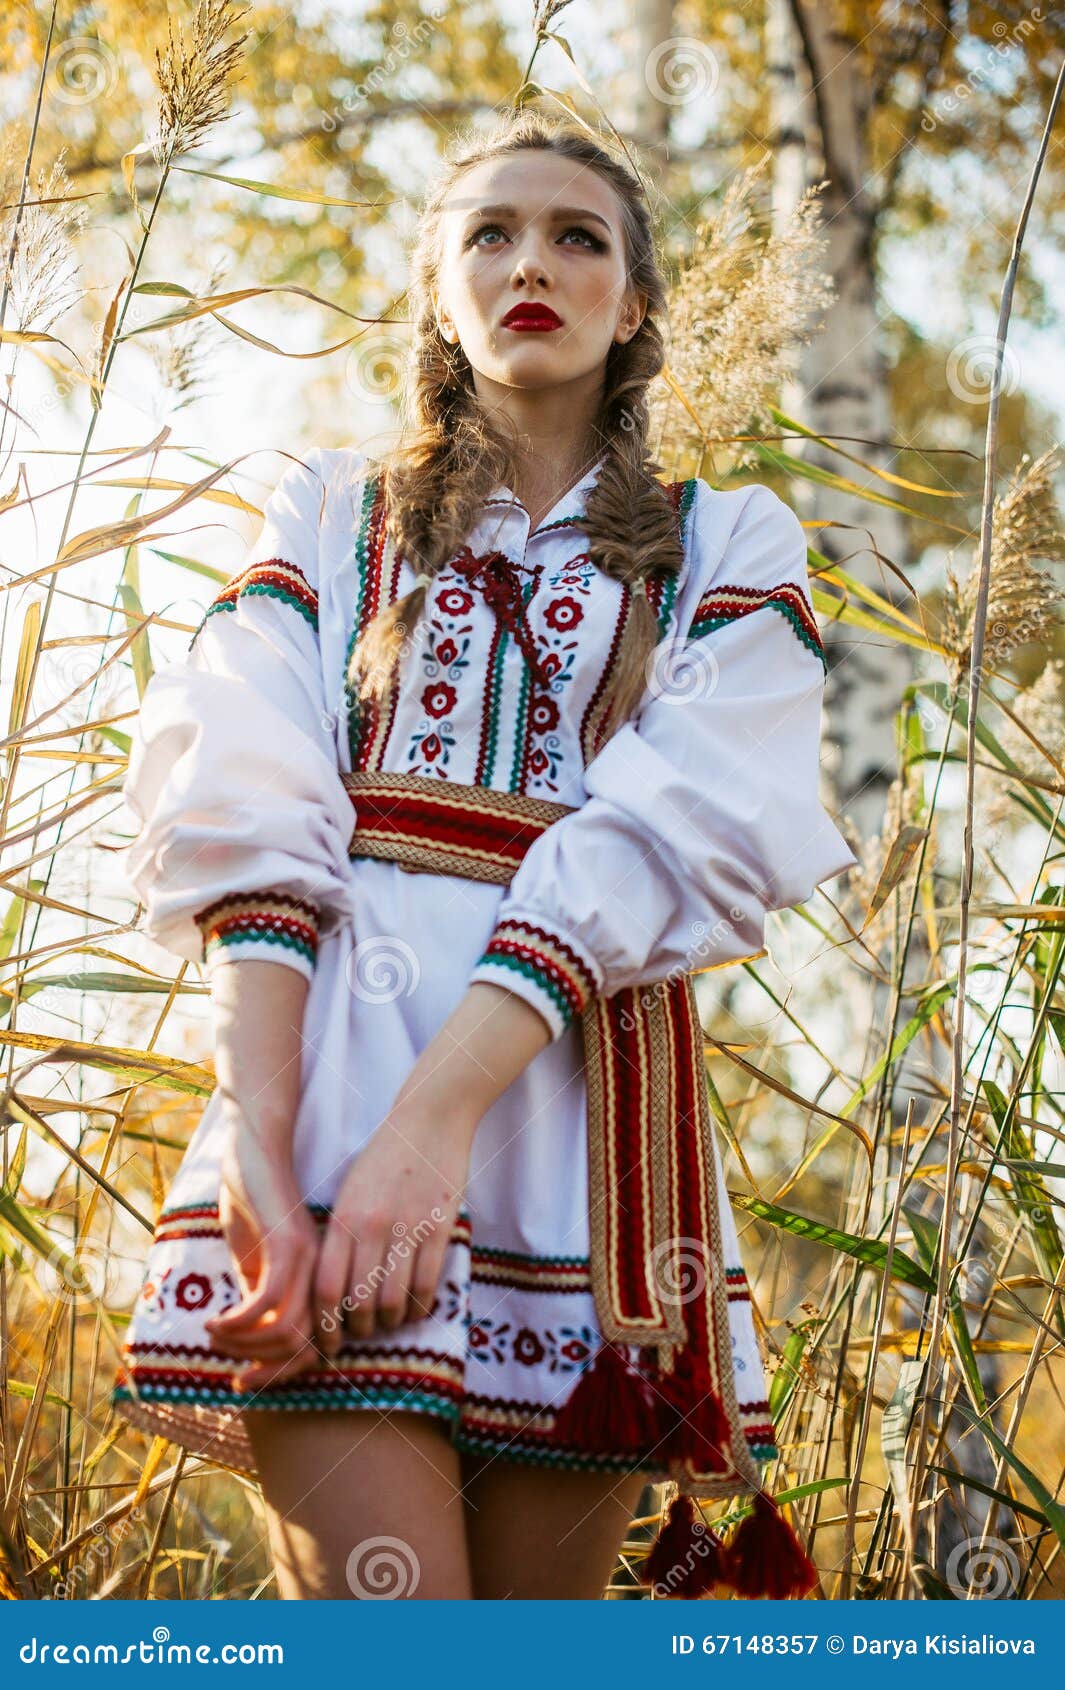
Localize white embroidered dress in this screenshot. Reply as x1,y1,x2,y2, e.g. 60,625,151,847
111,445,856,1477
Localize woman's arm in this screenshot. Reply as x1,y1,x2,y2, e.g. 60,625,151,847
389,979,551,1129
210,956,310,1155
311,981,551,1353
203,959,325,1382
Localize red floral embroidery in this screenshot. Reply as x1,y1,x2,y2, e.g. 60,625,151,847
542,594,583,632
537,648,570,686
419,732,447,764
559,1335,591,1364
513,1328,546,1365
174,1273,213,1310
437,586,474,616
422,681,457,718
529,694,560,734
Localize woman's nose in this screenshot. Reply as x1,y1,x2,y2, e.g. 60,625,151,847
509,238,550,286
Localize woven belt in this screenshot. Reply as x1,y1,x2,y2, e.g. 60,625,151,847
341,766,761,1494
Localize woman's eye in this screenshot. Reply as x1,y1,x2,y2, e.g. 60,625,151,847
466,223,605,251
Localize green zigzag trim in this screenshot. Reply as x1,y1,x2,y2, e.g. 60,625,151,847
689,598,827,670
344,472,382,768
194,581,318,649
453,1430,653,1474
236,578,318,629
205,928,316,965
508,571,539,791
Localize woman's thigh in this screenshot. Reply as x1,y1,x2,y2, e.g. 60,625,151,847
244,1406,473,1600
458,1450,651,1600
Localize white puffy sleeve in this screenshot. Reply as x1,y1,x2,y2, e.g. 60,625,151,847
122,445,356,984
467,481,858,1040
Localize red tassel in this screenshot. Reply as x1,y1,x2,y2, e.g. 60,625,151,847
722,1491,819,1599
551,1340,663,1452
642,1494,728,1598
653,1343,731,1471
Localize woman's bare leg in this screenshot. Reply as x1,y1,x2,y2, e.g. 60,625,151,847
459,1450,649,1600
245,1407,473,1599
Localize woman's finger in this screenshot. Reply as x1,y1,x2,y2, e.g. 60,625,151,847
233,1342,319,1393
406,1242,446,1325
342,1238,390,1340
374,1239,417,1333
313,1226,356,1356
208,1247,309,1334
224,1318,319,1379
209,1323,304,1360
210,1254,317,1355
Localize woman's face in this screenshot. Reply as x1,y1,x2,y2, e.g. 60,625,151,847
432,149,645,399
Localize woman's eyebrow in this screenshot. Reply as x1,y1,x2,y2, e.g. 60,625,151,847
460,202,612,234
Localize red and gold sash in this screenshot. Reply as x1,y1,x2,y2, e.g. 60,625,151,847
341,766,764,1501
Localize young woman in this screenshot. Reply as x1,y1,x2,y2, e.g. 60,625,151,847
111,107,856,1601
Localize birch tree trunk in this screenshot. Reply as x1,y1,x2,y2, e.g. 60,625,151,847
774,0,913,845
768,0,1003,1592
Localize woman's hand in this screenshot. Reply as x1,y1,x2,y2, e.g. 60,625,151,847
205,1106,322,1391
310,980,551,1355
312,1099,477,1355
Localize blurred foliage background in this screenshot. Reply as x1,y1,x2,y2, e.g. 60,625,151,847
0,0,1063,1600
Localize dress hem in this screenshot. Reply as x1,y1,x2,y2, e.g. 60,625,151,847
110,1385,670,1482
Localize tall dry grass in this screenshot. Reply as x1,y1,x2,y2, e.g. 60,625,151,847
0,5,1062,1600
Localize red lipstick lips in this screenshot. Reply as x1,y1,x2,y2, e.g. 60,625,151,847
501,302,563,331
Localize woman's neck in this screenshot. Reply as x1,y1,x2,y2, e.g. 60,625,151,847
509,448,601,531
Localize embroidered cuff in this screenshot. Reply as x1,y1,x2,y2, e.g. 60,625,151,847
193,890,321,984
468,913,603,1042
